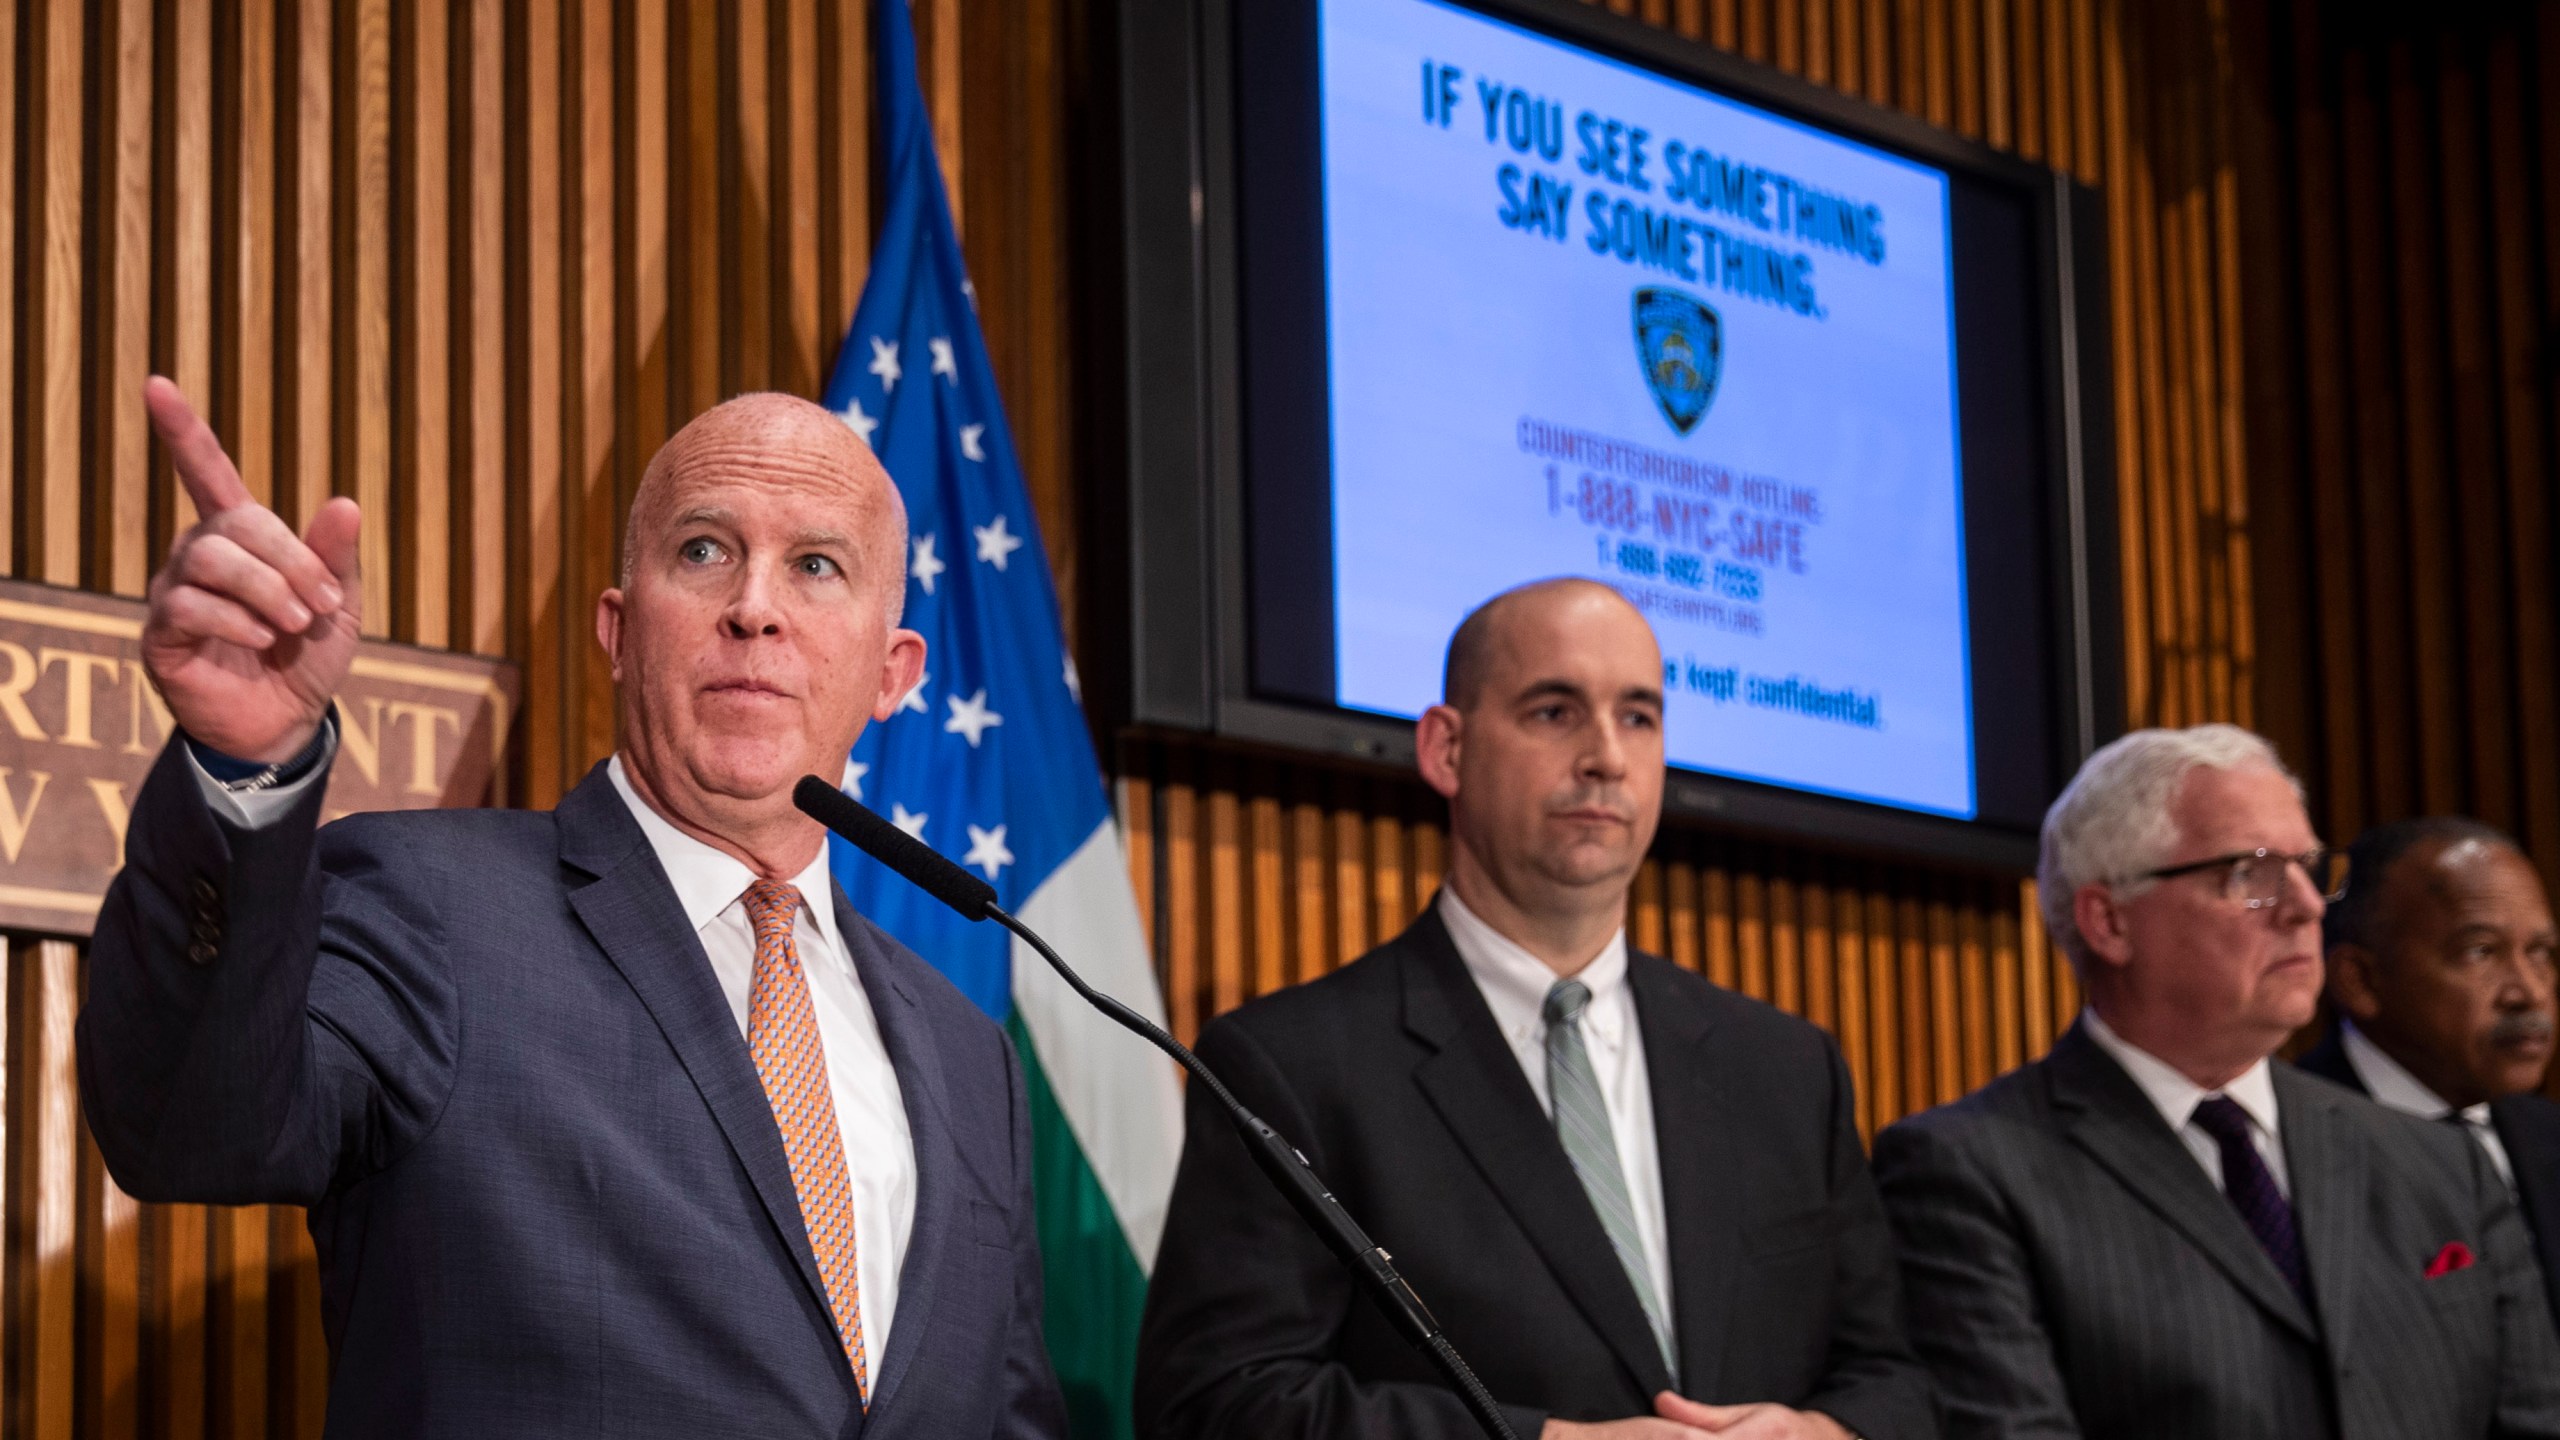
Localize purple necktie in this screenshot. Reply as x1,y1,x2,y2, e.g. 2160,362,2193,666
2192,1095,2309,1301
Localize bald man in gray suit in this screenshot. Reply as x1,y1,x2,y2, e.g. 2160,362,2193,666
1874,725,2560,1440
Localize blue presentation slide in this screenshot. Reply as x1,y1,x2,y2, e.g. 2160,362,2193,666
1321,0,1975,818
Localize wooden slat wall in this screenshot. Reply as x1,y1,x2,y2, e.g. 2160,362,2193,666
0,0,2305,1432
2237,3,2560,907
1,2,887,1433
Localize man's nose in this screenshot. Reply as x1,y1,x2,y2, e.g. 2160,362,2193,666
2494,948,2556,1008
2275,859,2327,924
1580,720,1631,780
721,563,786,637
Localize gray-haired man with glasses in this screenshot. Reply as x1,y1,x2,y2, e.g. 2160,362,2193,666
1872,723,2560,1440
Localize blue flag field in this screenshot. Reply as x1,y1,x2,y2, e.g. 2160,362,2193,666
818,4,1182,1435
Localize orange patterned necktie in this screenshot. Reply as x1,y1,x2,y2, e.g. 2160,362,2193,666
741,879,870,1402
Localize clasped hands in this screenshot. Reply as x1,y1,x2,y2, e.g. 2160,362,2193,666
1545,1392,1855,1440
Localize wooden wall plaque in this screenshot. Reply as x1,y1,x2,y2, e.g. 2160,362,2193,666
0,578,520,938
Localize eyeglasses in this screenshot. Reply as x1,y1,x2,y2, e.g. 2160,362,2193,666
2135,846,2349,910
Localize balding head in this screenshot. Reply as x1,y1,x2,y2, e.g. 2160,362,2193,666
1442,577,1647,712
1417,578,1665,969
596,391,926,878
623,392,909,621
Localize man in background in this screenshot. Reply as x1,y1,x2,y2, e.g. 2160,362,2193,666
1875,725,2560,1439
1136,578,1933,1440
2298,816,2560,1329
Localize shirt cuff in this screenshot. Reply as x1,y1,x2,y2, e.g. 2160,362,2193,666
185,720,339,830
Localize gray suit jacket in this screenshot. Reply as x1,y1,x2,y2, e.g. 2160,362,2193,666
1872,1021,2560,1440
80,743,1066,1439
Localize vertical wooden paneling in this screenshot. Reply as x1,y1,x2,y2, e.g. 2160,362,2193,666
569,0,617,767
1831,879,1872,1135
15,942,81,1439
1161,756,1200,1047
215,1,276,510
2239,3,2560,925
283,0,331,534
513,0,565,802
463,0,506,658
345,0,394,633
209,1204,267,1440
4,4,920,1428
0,0,15,573
625,0,672,551
28,0,85,584
99,0,155,598
77,1131,139,1440
397,0,452,648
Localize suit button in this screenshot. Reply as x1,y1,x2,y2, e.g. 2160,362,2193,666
191,877,218,905
192,919,221,946
186,941,217,966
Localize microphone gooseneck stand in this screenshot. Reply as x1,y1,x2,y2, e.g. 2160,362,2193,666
793,777,1521,1440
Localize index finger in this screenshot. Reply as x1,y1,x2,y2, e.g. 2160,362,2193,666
144,375,253,517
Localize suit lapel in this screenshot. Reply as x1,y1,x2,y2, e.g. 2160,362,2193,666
836,891,956,1437
2275,1064,2363,1359
2491,1096,2560,1311
1629,957,1732,1396
553,763,846,1360
1400,910,1677,1398
2046,1024,2317,1339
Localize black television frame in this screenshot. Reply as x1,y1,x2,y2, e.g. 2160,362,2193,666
1106,0,2122,874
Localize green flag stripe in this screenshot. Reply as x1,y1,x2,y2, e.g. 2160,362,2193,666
1008,1013,1151,1440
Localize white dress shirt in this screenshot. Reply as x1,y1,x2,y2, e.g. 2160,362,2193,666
2339,1018,2516,1191
194,743,922,1356
608,757,916,1360
1438,887,1673,1327
2082,1007,2290,1197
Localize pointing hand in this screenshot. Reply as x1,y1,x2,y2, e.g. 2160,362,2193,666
138,376,362,764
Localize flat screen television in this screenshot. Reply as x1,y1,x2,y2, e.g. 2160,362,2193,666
1106,0,2120,871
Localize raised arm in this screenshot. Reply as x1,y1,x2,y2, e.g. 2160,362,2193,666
74,377,429,1205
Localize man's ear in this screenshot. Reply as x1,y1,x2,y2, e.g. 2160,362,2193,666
1415,704,1463,801
2073,882,2137,970
596,589,627,683
869,627,928,722
2326,943,2385,1023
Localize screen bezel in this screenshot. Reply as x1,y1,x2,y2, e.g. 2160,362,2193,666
1117,0,2119,875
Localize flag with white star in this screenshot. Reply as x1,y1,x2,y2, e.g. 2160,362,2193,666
819,4,1179,1436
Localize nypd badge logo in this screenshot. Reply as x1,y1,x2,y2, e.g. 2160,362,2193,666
1633,287,1721,436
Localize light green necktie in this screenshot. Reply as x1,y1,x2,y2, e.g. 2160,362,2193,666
1544,978,1677,1383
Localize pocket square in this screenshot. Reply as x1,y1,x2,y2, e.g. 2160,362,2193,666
2425,1241,2475,1278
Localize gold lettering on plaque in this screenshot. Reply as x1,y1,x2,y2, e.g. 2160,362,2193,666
87,778,133,853
0,642,47,740
390,702,464,796
0,768,53,862
0,579,518,937
41,647,127,749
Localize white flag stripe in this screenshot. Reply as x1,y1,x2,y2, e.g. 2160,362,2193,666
1011,820,1184,1269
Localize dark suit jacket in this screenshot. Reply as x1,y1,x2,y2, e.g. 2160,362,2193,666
2296,1030,2560,1334
1873,1021,2560,1440
79,742,1066,1440
1133,903,1933,1440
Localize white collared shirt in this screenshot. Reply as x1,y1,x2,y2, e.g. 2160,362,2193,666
2082,1007,2291,1198
2339,1019,2516,1191
609,756,915,1362
1437,886,1673,1329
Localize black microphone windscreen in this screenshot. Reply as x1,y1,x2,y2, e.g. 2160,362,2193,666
793,774,997,921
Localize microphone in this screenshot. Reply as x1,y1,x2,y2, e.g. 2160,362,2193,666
794,776,1521,1440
